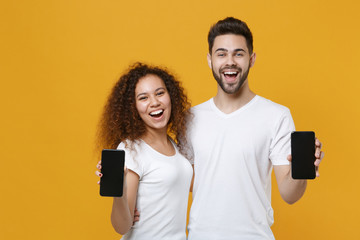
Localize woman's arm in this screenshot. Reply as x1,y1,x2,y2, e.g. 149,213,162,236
111,169,139,235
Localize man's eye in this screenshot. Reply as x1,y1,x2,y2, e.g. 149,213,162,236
236,53,244,57
218,53,225,57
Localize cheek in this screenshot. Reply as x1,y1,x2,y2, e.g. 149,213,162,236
135,101,145,115
168,101,172,115
239,58,250,66
212,60,223,71
164,95,171,110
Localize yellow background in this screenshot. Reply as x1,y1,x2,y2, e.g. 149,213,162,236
1,0,359,239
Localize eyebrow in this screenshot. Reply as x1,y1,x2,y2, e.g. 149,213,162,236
136,87,166,98
214,48,246,53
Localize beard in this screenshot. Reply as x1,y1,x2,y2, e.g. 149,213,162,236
211,64,250,94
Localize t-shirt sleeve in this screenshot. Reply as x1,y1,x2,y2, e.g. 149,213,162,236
185,140,195,165
117,142,143,178
185,110,195,165
269,108,295,165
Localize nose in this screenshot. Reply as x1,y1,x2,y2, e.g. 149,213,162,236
225,55,236,66
149,96,160,107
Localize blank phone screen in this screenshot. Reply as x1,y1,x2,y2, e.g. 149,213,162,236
291,131,316,179
100,149,125,197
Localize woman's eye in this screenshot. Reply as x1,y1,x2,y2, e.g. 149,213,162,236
157,91,165,96
138,96,147,101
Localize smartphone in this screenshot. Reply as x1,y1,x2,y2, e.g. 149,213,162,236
99,149,125,197
291,131,316,179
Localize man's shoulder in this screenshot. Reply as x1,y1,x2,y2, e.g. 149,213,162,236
255,95,291,114
191,98,213,112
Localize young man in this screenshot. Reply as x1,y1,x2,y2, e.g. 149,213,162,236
187,17,324,239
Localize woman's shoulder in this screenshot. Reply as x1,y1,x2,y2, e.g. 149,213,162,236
117,139,142,150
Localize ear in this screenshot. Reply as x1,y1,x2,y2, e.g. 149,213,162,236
250,52,256,68
207,53,212,69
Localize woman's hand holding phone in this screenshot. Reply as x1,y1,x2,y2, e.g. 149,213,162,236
96,160,127,189
96,160,139,224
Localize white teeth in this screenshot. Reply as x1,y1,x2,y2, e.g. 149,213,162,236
224,71,237,75
150,110,163,116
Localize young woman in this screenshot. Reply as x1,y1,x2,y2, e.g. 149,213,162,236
95,63,193,240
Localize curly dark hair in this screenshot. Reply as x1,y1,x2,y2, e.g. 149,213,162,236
97,62,192,158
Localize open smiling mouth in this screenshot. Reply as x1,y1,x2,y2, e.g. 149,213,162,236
223,71,239,78
149,109,164,118
222,71,239,82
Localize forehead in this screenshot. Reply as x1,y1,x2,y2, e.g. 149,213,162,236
135,74,165,93
212,34,248,53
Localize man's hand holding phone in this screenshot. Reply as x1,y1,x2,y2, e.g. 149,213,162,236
287,131,324,179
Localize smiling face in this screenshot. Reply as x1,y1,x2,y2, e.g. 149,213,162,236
135,74,171,133
208,34,256,94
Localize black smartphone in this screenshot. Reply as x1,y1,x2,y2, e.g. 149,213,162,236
291,131,316,179
100,149,125,197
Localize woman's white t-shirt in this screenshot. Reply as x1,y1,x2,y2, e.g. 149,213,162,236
118,140,193,240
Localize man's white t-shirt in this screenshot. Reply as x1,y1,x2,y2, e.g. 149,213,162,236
187,96,295,240
117,140,193,240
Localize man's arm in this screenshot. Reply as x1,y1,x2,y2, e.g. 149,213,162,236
273,165,307,204
274,138,324,204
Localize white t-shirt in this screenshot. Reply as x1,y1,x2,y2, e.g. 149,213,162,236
187,96,295,240
118,139,193,240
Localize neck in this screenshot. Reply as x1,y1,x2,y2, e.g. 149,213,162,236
141,127,175,156
141,127,169,146
213,80,256,114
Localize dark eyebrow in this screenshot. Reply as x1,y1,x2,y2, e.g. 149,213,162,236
234,48,246,53
136,87,166,98
214,48,246,53
215,48,228,53
155,87,166,91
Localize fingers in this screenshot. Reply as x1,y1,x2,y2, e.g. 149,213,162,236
315,146,322,159
96,160,102,170
95,170,103,185
315,166,320,177
314,138,324,178
315,152,324,178
315,151,325,164
314,137,324,162
95,170,103,178
134,208,140,216
96,160,103,185
314,139,324,165
315,149,323,163
133,208,140,225
315,138,322,149
315,137,324,158
287,154,292,162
